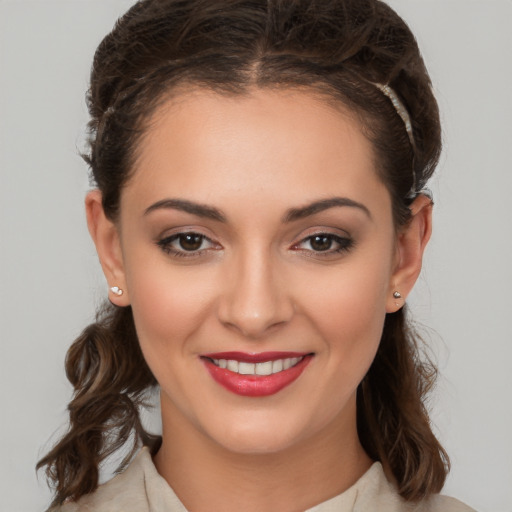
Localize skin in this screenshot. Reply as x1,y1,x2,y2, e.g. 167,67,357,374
87,88,432,512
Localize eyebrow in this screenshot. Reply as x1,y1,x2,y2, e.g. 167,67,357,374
144,199,227,222
144,196,371,223
282,197,372,222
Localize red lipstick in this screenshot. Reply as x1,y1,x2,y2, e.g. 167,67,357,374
201,352,313,397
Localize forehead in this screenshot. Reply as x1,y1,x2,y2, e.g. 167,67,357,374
124,87,389,216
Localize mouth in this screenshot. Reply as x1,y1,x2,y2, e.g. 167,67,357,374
200,351,313,397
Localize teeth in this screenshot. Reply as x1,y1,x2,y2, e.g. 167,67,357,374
272,359,283,373
255,361,273,376
239,362,255,375
283,358,293,370
212,356,303,375
227,360,238,372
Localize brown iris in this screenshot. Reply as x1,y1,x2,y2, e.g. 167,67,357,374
310,235,333,251
179,233,204,251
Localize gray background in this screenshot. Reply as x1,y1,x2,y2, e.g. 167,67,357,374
1,0,511,510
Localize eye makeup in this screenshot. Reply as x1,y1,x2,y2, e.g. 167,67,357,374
156,231,221,258
155,229,355,261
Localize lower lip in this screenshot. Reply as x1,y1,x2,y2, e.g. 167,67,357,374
202,355,313,397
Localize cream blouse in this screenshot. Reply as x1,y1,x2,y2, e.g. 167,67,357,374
59,447,475,512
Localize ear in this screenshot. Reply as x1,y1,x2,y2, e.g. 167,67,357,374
85,190,130,306
386,194,432,313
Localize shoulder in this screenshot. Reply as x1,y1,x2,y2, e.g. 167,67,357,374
420,494,477,512
57,449,153,512
355,463,477,512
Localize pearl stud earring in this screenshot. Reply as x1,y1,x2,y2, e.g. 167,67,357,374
110,286,123,296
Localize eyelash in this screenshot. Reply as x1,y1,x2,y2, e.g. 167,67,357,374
292,233,354,256
156,232,219,258
156,232,354,258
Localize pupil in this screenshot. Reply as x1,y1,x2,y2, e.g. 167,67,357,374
311,235,332,251
179,233,203,251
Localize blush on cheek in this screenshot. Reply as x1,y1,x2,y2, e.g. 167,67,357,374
129,275,205,349
307,272,387,328
303,271,388,371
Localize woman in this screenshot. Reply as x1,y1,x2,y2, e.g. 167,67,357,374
38,0,475,510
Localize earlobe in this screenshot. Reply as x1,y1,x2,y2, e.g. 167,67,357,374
386,194,433,313
85,190,130,306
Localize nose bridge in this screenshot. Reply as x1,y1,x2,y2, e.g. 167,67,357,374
217,242,293,338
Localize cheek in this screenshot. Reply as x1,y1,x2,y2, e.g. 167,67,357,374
311,285,386,373
125,255,217,354
295,252,392,373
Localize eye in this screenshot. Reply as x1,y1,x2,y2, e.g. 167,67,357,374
294,233,354,255
157,232,219,257
176,233,206,251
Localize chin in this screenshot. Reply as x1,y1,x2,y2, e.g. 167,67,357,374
212,430,300,456
199,410,317,456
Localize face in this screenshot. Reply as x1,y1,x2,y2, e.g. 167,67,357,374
113,88,402,454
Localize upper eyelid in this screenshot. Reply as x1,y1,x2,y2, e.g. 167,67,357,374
291,227,351,243
156,226,218,242
293,233,350,247
159,232,218,247
160,231,212,241
292,236,354,260
157,232,221,258
156,228,352,250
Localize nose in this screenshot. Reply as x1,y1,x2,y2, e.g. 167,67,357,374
216,248,294,339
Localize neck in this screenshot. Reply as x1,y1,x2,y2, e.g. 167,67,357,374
154,395,373,512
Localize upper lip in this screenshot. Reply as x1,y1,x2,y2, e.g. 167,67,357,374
201,351,312,363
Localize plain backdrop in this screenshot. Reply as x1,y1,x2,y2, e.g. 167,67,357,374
1,0,511,510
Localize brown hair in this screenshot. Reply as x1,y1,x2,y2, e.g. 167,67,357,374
38,0,448,508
